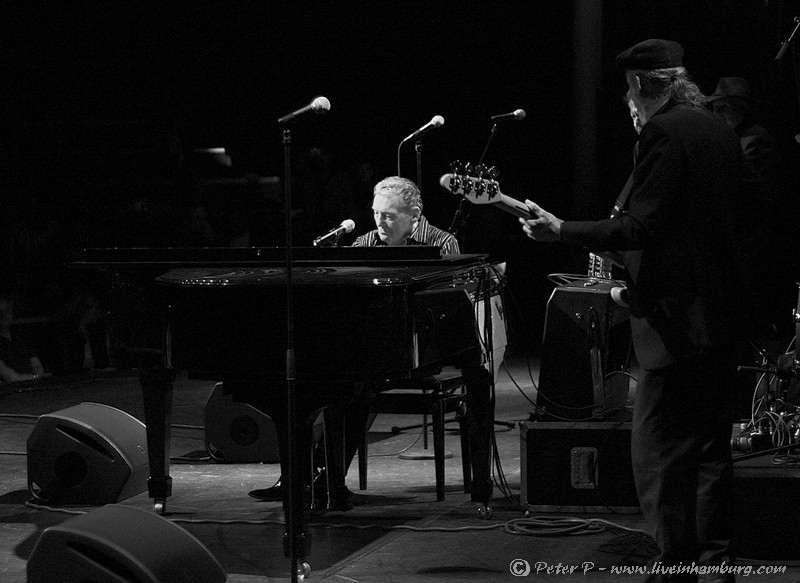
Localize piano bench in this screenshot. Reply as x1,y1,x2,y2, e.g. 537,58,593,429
358,368,471,502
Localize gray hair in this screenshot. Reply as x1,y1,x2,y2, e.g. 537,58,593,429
634,66,706,107
373,176,423,212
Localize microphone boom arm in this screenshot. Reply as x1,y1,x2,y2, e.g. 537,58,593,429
775,16,800,60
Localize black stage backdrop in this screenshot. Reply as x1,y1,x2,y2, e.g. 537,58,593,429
3,1,799,352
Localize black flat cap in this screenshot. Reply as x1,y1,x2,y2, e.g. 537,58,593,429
616,39,684,70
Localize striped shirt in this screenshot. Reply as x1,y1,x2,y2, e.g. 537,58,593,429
352,215,460,254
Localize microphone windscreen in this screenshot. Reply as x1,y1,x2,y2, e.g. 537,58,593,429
431,115,445,127
341,219,356,233
312,96,331,112
514,109,526,120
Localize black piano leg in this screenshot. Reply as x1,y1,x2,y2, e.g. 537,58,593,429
463,365,494,518
139,367,176,515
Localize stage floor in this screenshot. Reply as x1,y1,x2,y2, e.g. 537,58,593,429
1,357,797,582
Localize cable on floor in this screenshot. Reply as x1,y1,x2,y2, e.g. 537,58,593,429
23,500,647,537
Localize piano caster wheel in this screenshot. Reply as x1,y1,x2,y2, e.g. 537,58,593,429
297,562,312,580
154,500,166,515
476,503,492,520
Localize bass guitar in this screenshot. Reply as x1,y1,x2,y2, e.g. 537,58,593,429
440,165,625,279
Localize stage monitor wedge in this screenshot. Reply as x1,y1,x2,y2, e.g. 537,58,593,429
27,402,149,505
27,504,226,583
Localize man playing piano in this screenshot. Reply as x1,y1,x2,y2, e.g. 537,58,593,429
250,176,496,511
351,176,460,252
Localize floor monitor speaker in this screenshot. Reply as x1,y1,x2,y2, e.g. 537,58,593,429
27,504,226,583
27,402,149,505
204,382,280,463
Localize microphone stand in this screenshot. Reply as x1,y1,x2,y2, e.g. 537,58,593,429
448,123,499,239
415,139,423,206
397,141,404,177
775,15,800,61
478,124,498,168
279,125,305,583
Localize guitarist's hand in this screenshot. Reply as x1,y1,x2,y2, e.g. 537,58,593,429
519,200,563,242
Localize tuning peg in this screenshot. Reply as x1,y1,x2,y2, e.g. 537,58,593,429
474,177,486,197
487,166,500,180
474,164,487,179
459,174,474,194
463,162,474,176
450,160,463,175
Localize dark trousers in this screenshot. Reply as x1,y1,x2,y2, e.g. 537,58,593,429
318,363,495,504
631,353,735,573
313,388,375,493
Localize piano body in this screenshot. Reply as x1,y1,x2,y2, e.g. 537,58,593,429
74,245,506,558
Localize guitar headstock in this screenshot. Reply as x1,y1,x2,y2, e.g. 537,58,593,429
439,161,531,219
439,161,501,205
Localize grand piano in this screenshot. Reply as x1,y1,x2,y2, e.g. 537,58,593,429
74,245,505,562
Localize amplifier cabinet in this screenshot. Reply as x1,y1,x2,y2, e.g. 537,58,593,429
520,420,640,513
537,282,631,420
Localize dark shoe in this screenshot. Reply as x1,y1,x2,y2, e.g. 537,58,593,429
248,480,282,501
248,479,355,510
247,471,324,501
312,489,353,512
310,478,355,511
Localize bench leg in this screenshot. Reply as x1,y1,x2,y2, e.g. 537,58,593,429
457,402,471,493
358,423,368,490
432,399,446,501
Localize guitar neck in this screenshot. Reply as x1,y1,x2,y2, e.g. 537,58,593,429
441,172,628,279
485,194,531,219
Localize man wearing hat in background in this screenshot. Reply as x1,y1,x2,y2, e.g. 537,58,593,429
708,77,797,349
707,77,782,179
519,39,746,582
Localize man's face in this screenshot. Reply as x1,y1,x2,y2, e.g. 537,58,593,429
372,191,418,246
625,71,649,127
627,99,643,134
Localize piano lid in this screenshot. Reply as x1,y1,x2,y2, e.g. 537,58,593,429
77,245,486,268
154,262,487,287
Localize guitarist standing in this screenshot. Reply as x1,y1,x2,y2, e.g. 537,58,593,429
520,39,746,583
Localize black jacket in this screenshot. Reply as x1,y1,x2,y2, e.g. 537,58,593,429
561,100,746,368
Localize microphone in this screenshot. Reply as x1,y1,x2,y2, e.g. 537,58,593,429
490,109,526,122
402,115,445,142
312,219,355,247
277,95,331,124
